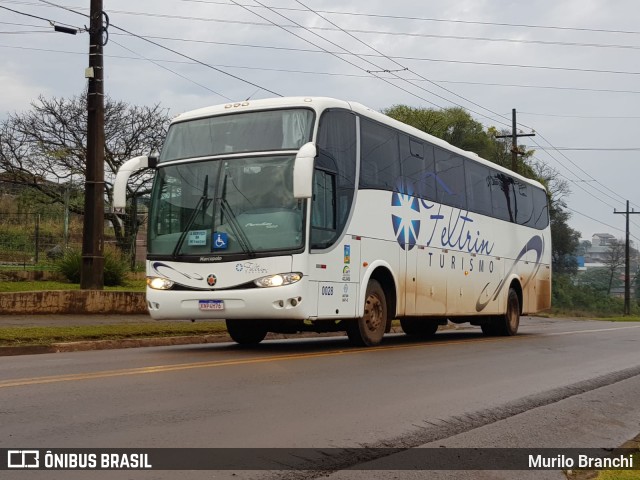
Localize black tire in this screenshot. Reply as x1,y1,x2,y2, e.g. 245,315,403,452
347,279,387,347
225,319,267,345
400,317,439,338
482,288,520,336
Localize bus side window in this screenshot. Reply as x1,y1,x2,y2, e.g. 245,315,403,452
530,187,550,229
360,119,400,191
435,148,467,210
311,169,337,249
400,135,436,201
490,171,514,222
515,181,533,226
465,160,492,217
316,109,357,248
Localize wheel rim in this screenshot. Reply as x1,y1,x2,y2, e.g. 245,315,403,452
364,293,384,333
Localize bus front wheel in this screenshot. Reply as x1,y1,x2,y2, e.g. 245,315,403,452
225,319,267,345
347,279,387,347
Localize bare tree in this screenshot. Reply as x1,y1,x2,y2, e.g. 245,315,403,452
0,93,170,261
603,238,626,296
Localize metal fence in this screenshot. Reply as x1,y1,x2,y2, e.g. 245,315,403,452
0,212,147,268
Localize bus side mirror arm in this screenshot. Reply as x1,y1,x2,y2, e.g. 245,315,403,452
113,155,154,212
293,142,316,199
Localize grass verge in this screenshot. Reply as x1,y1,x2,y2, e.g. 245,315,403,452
0,322,227,347
566,435,640,480
594,316,640,322
548,311,640,322
0,280,146,292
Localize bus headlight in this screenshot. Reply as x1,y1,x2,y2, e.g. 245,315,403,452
147,277,175,290
254,272,302,288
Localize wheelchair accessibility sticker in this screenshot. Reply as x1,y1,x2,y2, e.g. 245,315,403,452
212,232,229,250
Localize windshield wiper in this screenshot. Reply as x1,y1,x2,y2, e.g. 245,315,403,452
219,198,255,258
218,171,255,257
172,175,213,258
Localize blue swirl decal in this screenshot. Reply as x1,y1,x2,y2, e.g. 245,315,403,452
475,235,544,312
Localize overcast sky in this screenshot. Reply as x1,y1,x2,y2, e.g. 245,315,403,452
2,0,640,243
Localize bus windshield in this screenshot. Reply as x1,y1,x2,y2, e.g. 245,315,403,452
160,108,315,162
148,155,304,257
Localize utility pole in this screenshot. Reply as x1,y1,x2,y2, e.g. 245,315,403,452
614,200,640,315
495,109,536,174
81,0,106,289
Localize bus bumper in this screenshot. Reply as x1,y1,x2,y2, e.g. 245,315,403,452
145,280,311,320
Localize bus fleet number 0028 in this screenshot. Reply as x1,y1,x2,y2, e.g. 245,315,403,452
321,286,334,296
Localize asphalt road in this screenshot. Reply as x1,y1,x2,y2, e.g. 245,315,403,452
2,317,640,480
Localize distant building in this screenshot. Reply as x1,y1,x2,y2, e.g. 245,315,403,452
583,233,617,266
579,232,639,298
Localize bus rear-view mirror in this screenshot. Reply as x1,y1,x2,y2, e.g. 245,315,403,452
293,142,316,199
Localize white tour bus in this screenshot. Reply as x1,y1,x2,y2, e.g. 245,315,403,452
114,97,551,347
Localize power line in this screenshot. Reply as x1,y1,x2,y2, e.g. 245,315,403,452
4,41,640,97
0,20,49,27
0,3,82,30
292,0,513,130
229,0,515,131
567,207,640,243
0,29,55,33
529,143,623,208
23,4,640,52
0,4,60,23
510,105,639,210
83,32,640,78
227,0,447,111
18,1,640,235
178,1,640,37
13,0,640,37
528,135,640,219
531,147,640,151
36,0,282,98
516,112,640,119
4,9,634,81
110,39,231,101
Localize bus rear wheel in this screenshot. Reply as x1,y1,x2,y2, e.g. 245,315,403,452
481,288,520,336
225,319,267,345
347,279,387,347
400,318,439,337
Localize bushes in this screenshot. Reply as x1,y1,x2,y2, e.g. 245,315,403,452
552,273,639,316
56,245,129,286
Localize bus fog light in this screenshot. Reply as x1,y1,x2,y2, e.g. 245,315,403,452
254,272,302,288
147,277,174,290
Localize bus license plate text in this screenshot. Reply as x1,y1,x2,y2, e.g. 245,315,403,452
199,300,224,311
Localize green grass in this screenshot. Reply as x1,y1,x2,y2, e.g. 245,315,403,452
595,315,640,322
0,322,227,346
595,451,639,480
548,310,640,321
0,279,146,292
0,264,58,271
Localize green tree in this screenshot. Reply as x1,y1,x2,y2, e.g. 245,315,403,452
602,238,626,295
576,239,591,256
575,267,616,294
383,105,493,159
549,206,580,274
0,93,171,264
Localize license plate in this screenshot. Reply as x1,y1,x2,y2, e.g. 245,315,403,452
199,300,224,311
